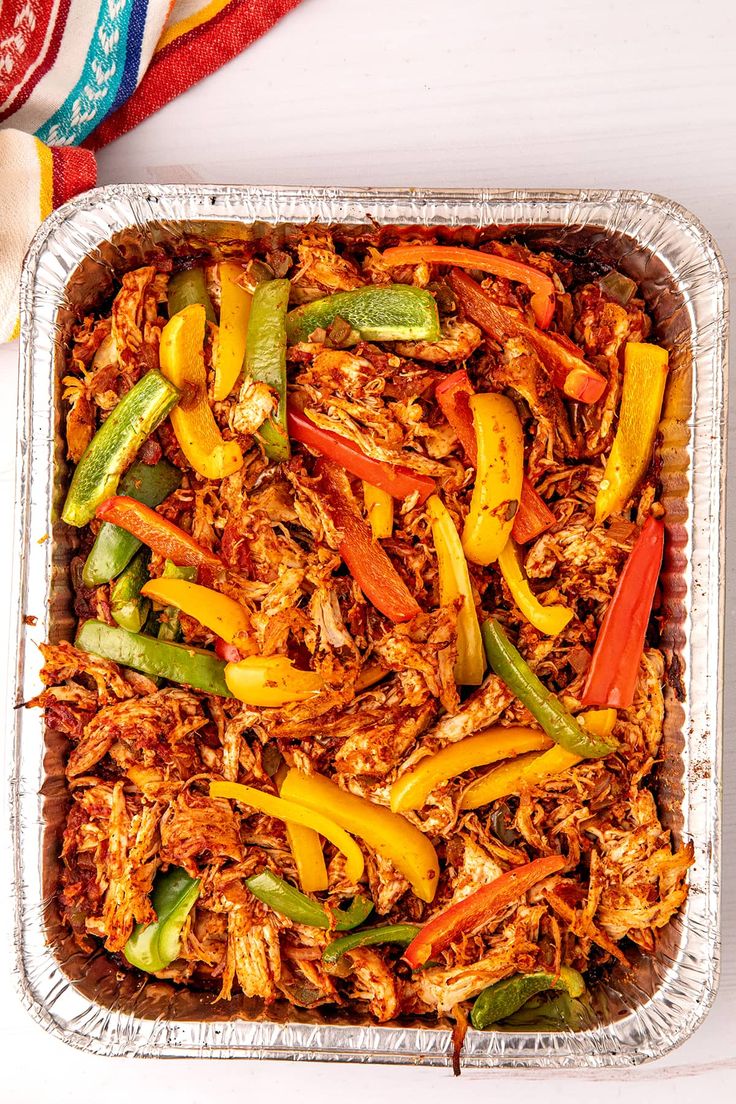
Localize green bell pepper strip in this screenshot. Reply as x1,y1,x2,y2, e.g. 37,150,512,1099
76,619,230,696
470,967,585,1029
156,560,197,642
110,550,150,633
481,620,616,759
244,278,291,461
62,371,180,529
82,459,182,587
245,870,373,930
286,285,441,344
322,923,421,964
124,867,201,974
168,269,216,323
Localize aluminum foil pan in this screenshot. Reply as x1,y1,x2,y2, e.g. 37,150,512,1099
11,185,728,1067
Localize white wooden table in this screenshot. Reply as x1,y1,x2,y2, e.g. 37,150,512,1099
1,0,734,1098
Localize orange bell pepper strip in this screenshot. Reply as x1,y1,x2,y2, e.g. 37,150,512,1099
390,725,552,813
435,369,477,465
159,304,243,480
209,780,364,884
497,538,572,636
315,460,420,623
213,261,252,402
141,577,249,644
288,407,435,503
512,479,556,544
403,854,566,969
96,497,223,576
224,655,324,706
582,517,665,710
281,768,440,903
595,342,669,523
448,268,607,404
381,244,557,329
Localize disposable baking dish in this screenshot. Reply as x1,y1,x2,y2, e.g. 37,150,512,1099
10,185,727,1067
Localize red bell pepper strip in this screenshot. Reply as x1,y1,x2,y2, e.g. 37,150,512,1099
381,244,557,329
581,515,664,710
448,269,607,405
435,370,477,465
315,460,420,623
403,853,566,969
512,480,556,544
214,637,242,663
96,497,223,578
287,407,434,503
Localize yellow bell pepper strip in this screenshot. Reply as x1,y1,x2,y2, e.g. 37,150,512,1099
594,341,669,523
124,867,201,974
245,870,373,930
497,539,573,636
471,967,585,1029
159,304,244,480
245,278,291,462
404,854,566,969
461,393,524,566
209,780,365,884
286,285,441,344
224,655,323,706
426,494,485,686
213,261,252,402
281,768,440,903
460,708,616,809
390,726,553,813
110,549,151,634
76,619,230,696
275,765,328,893
323,923,422,965
62,370,180,527
482,620,616,758
363,481,394,539
167,268,216,322
141,577,249,645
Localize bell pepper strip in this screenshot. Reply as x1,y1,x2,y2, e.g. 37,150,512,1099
244,278,291,461
110,550,151,634
599,270,637,306
582,516,665,709
224,655,323,706
213,261,252,401
286,285,441,344
62,370,180,528
512,479,556,545
214,637,241,662
275,765,329,894
124,867,201,974
460,709,616,809
595,342,669,523
390,726,552,814
316,460,420,623
281,768,440,903
403,854,566,969
481,619,616,758
209,780,364,884
156,562,197,642
497,539,573,636
82,459,182,588
142,577,249,645
322,923,422,965
244,869,373,931
354,660,390,692
96,496,223,577
461,393,524,566
76,619,230,697
287,407,434,503
448,268,607,404
159,304,244,480
426,494,485,685
381,245,557,329
435,369,477,464
363,481,394,539
167,268,216,322
470,967,585,1029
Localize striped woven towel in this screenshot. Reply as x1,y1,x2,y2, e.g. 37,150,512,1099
0,0,302,342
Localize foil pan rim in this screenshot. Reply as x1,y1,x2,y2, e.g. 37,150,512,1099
11,185,728,1066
